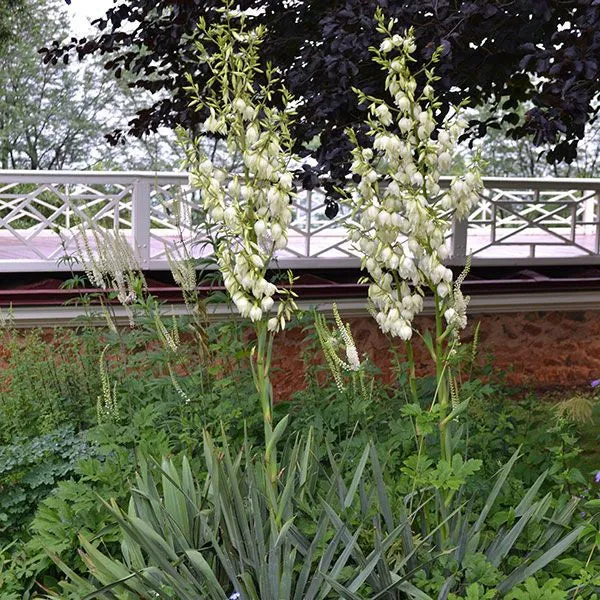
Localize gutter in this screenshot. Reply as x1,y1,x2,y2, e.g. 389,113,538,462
0,267,599,327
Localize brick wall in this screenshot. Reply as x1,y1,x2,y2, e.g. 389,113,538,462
270,310,600,400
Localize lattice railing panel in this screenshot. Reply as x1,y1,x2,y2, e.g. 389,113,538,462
462,183,600,259
0,171,597,271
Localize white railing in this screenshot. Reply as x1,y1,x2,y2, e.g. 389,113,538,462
0,170,598,272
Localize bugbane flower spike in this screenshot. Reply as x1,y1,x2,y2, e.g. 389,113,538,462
314,304,362,392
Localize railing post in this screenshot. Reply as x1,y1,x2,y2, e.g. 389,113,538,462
595,190,600,255
305,189,312,257
583,189,596,236
132,179,151,269
450,216,468,262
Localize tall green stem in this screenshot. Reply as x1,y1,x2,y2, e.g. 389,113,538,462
405,339,419,406
434,292,454,544
252,321,277,480
434,293,450,463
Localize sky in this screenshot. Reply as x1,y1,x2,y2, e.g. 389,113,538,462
68,0,114,34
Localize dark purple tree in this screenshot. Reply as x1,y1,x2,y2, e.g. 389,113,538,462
43,0,600,184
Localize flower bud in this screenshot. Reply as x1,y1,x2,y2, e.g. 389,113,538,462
246,125,259,145
261,297,274,312
228,178,241,197
236,296,249,314
391,58,403,72
398,117,411,133
399,324,412,340
223,206,237,225
210,205,224,221
438,152,452,172
254,220,266,237
233,97,247,113
272,223,283,240
279,172,293,190
396,95,410,112
199,159,213,176
438,130,450,146
444,308,457,324
377,210,391,226
437,282,450,298
375,103,393,126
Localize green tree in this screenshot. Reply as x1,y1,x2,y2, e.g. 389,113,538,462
0,0,182,171
0,0,114,169
464,106,600,178
0,0,23,50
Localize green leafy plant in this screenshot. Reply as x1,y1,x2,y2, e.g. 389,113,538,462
0,327,103,442
0,427,95,542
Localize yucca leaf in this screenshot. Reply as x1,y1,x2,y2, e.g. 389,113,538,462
205,525,244,596
320,574,364,600
436,575,455,600
240,570,261,599
274,516,296,549
344,443,371,508
277,444,299,523
396,581,435,600
326,526,362,584
369,444,395,533
540,496,580,546
514,470,548,517
185,549,229,599
372,522,393,590
496,525,585,595
486,503,539,567
265,414,290,462
302,521,347,599
471,448,520,536
125,514,180,563
281,545,295,599
80,570,156,600
439,398,470,428
326,442,349,505
46,551,98,596
345,532,386,593
299,427,313,490
292,511,331,600
453,497,474,563
79,535,136,584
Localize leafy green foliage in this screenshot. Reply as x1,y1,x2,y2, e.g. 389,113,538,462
0,328,103,443
0,427,95,542
52,433,587,600
504,577,568,600
0,310,597,598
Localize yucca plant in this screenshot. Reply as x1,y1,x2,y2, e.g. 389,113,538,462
48,426,445,600
46,426,585,600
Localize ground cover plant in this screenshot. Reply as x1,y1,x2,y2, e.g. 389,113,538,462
0,318,598,597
